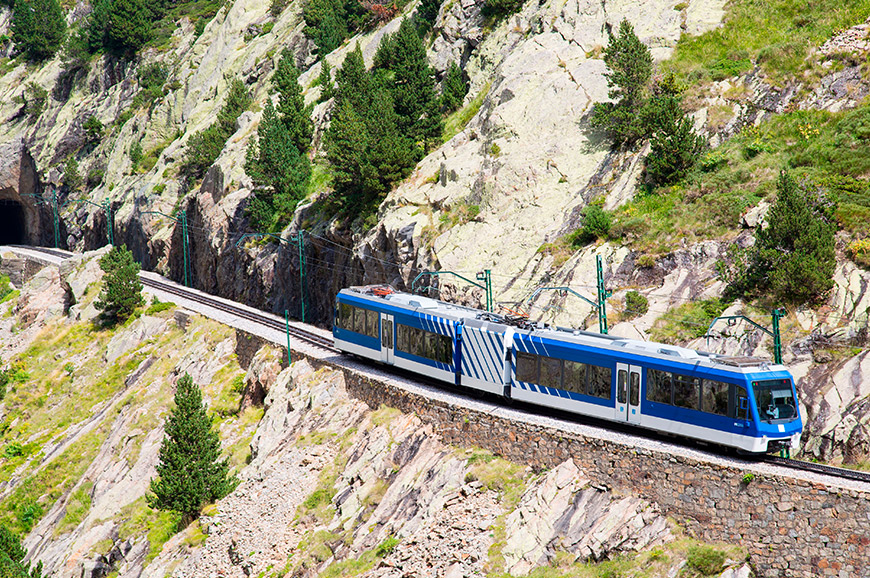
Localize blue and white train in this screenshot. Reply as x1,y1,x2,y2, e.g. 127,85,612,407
333,285,802,454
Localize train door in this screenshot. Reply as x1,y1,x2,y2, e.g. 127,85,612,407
380,314,394,364
616,363,642,424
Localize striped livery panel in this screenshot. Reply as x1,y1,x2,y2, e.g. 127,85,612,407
461,325,504,383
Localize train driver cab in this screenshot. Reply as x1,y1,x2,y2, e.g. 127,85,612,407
752,378,798,422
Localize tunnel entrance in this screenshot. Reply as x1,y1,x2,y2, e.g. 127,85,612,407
0,200,27,245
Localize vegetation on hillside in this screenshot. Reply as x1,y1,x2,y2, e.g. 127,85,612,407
183,78,251,180
0,526,43,578
323,18,441,224
95,245,144,325
245,51,313,232
148,373,238,522
10,0,65,61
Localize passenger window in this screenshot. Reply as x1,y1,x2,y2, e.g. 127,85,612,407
366,309,379,339
587,365,611,399
516,352,538,383
702,379,729,416
353,307,366,335
338,303,353,329
540,357,562,389
617,370,627,404
563,361,586,394
673,374,700,410
735,385,749,420
629,372,640,406
646,369,672,404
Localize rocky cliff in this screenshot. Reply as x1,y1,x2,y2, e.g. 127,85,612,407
0,251,758,577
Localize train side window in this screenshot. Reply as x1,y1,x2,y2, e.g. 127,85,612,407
540,356,562,389
433,333,453,364
563,360,587,394
396,324,409,352
353,307,366,335
702,379,729,416
629,371,640,406
673,374,700,410
734,385,749,420
337,303,353,329
646,369,672,404
411,327,425,358
382,319,393,348
516,352,538,383
366,309,379,339
617,369,627,404
587,365,611,399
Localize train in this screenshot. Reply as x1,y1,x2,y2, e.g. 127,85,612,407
333,285,802,454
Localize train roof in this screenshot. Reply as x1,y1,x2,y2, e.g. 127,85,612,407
339,285,788,375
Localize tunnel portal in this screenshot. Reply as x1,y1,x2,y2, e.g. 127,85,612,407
0,200,27,245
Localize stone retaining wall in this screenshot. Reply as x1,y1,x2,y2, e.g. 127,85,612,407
283,347,869,578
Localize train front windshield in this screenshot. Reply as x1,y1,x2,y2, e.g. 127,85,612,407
752,379,798,422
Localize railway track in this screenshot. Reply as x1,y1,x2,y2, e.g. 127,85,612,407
8,244,870,489
140,276,338,352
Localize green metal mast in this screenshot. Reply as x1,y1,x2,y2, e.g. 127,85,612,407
236,232,307,323
596,254,612,334
704,309,787,365
142,210,191,287
412,269,494,312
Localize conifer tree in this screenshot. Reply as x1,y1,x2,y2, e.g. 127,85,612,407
749,171,836,305
148,373,237,522
11,0,66,62
273,51,313,153
335,44,370,111
326,99,372,203
441,60,467,112
95,245,144,325
590,18,652,145
387,19,440,144
0,527,43,578
317,60,334,102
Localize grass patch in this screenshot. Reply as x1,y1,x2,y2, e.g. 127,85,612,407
0,427,105,534
370,405,401,427
649,298,729,345
55,481,95,535
665,0,870,82
443,82,491,143
117,497,182,563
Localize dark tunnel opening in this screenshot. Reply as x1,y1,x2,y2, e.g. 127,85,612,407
0,201,27,245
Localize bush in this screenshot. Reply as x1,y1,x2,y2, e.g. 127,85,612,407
19,82,48,117
184,79,250,179
623,290,649,320
571,204,611,246
137,61,168,103
0,526,43,578
481,0,523,18
129,141,143,172
89,0,164,56
686,545,726,576
63,156,83,192
95,245,144,325
441,61,468,112
83,116,103,144
748,171,836,305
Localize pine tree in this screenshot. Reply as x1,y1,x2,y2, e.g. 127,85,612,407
302,0,348,55
590,18,652,145
148,373,237,522
63,156,83,192
11,0,66,62
317,60,334,102
98,0,160,56
273,51,313,153
335,44,370,111
0,527,43,578
244,100,311,229
441,60,467,112
414,0,441,31
326,99,372,205
388,19,440,144
95,245,144,325
644,76,706,186
749,171,837,305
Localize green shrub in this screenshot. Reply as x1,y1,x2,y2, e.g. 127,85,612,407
482,0,524,18
19,82,48,118
87,167,105,189
650,298,729,344
269,0,288,16
686,545,727,575
623,290,649,320
0,275,11,303
571,204,611,246
63,156,83,192
129,141,143,172
441,61,468,112
747,171,836,305
83,116,103,144
137,62,168,104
